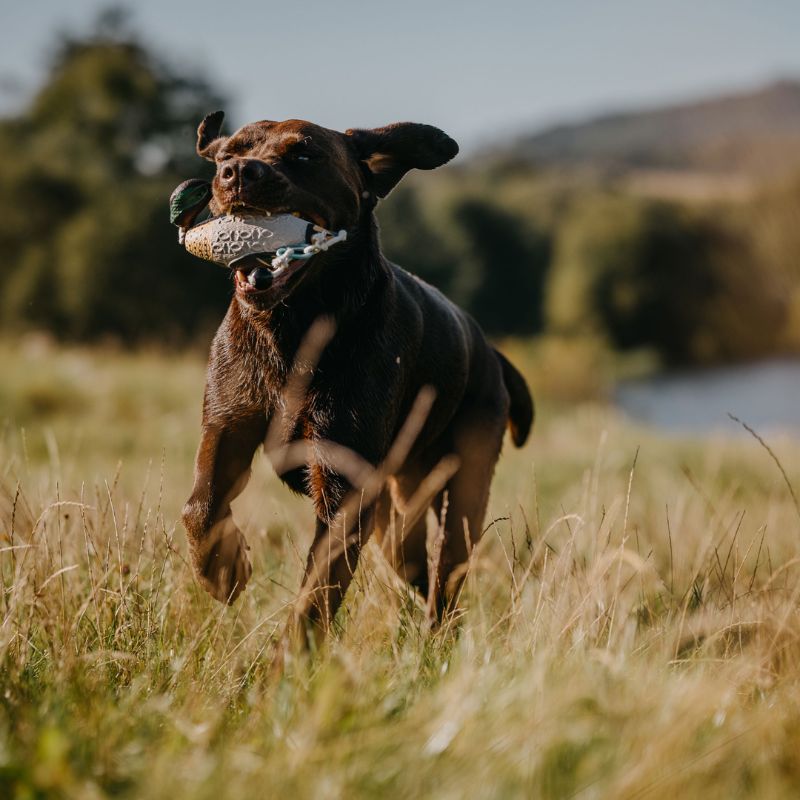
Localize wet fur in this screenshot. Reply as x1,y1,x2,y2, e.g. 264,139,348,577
181,113,533,641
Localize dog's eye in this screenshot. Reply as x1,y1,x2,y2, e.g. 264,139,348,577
286,140,317,163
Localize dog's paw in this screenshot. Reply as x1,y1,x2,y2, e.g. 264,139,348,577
190,517,252,604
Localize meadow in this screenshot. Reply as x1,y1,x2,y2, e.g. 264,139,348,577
3,335,800,799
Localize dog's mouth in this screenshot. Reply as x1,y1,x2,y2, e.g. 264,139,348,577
177,193,343,303
232,253,308,298
208,203,319,301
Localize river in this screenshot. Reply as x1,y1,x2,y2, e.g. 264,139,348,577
615,358,800,435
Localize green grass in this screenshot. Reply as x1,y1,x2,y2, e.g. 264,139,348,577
3,335,800,798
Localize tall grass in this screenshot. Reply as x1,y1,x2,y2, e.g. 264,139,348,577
3,337,800,798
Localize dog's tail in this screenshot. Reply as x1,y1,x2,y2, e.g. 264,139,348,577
494,349,534,447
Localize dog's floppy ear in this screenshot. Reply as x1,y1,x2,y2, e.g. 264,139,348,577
197,111,226,161
345,123,458,198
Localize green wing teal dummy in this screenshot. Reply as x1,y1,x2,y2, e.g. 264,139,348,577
169,179,212,243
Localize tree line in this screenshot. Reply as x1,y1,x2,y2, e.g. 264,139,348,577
3,15,800,367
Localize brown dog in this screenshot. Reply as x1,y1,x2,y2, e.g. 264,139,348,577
181,112,533,641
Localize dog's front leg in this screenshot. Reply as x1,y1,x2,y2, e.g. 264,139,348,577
182,414,266,604
287,492,375,649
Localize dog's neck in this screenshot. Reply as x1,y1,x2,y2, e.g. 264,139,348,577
227,211,390,384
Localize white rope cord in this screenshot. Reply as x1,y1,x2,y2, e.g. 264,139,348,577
271,227,348,270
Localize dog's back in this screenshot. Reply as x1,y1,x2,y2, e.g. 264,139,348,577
387,261,532,449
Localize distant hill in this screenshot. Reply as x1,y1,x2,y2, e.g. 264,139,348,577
496,79,800,181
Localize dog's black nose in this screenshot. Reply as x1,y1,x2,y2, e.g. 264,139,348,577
218,158,267,189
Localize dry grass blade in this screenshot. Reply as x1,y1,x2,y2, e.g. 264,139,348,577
727,412,800,521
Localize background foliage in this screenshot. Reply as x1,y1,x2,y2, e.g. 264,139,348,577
3,14,800,366
0,12,229,342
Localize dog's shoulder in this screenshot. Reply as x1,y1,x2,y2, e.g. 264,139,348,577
388,261,468,330
384,259,499,386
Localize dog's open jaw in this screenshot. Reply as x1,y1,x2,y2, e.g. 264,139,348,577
174,201,333,303
214,202,330,302
232,251,307,298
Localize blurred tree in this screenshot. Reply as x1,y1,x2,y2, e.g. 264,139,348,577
548,194,786,364
450,198,550,335
692,220,787,362
378,186,550,336
0,9,230,342
747,175,800,350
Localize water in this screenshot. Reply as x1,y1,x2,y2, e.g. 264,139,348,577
615,358,800,435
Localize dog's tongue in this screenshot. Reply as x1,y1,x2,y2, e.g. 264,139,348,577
237,266,273,290
233,253,275,290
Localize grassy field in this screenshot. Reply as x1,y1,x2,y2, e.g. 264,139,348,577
3,335,800,798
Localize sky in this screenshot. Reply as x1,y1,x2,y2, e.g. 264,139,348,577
3,0,800,151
